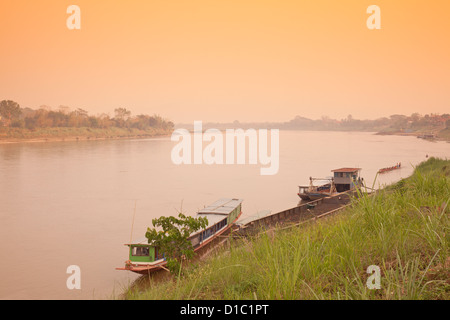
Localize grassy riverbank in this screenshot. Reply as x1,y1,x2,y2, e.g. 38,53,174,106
123,157,449,300
0,127,173,143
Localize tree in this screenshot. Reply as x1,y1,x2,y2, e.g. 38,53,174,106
148,114,164,128
131,114,151,130
410,112,421,122
0,100,22,127
145,213,208,274
114,108,131,127
58,105,71,114
68,108,89,127
98,113,113,128
33,109,52,127
88,116,100,128
25,117,37,130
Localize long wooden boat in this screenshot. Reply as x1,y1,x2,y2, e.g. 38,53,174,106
116,198,243,275
378,163,401,174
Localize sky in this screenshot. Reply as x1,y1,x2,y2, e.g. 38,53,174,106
1,0,449,123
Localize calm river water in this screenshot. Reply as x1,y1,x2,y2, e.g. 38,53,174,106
0,131,448,299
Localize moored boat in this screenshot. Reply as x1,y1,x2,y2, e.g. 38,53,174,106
116,198,243,274
378,163,401,174
298,168,363,201
298,178,335,201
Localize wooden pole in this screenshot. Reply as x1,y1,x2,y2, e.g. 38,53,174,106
130,200,137,245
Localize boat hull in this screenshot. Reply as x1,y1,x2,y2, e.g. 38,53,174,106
378,167,400,174
298,192,333,201
297,193,311,201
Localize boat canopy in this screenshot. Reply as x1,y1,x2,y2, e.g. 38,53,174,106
331,168,361,173
198,198,243,215
196,213,228,225
125,237,150,246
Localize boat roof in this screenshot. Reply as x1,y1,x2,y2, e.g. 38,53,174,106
125,237,150,246
125,198,243,245
196,213,228,225
331,168,361,173
197,198,243,215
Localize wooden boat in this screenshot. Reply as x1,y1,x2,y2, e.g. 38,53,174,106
417,134,436,140
298,168,363,201
298,178,335,201
116,198,243,275
378,163,401,174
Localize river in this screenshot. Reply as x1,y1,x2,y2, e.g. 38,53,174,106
0,131,448,299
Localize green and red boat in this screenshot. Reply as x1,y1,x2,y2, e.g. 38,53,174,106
116,198,243,274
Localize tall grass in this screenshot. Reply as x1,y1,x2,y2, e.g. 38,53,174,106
125,157,449,300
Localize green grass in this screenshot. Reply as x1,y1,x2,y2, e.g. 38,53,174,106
124,157,449,300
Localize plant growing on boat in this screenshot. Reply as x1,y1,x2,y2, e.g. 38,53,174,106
145,213,209,275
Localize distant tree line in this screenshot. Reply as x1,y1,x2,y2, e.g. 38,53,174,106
192,112,450,133
0,100,174,131
281,113,450,132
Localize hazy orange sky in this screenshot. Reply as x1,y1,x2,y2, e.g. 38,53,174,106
1,1,449,123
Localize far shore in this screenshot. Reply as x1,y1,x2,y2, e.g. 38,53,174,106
1,127,449,144
375,129,450,142
0,127,174,144
0,134,172,144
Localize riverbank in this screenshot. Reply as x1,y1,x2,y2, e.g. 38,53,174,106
376,127,450,142
0,127,173,144
123,157,449,300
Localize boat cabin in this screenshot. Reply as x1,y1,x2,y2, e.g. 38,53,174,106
125,238,164,265
190,198,243,248
124,198,243,266
331,168,362,192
